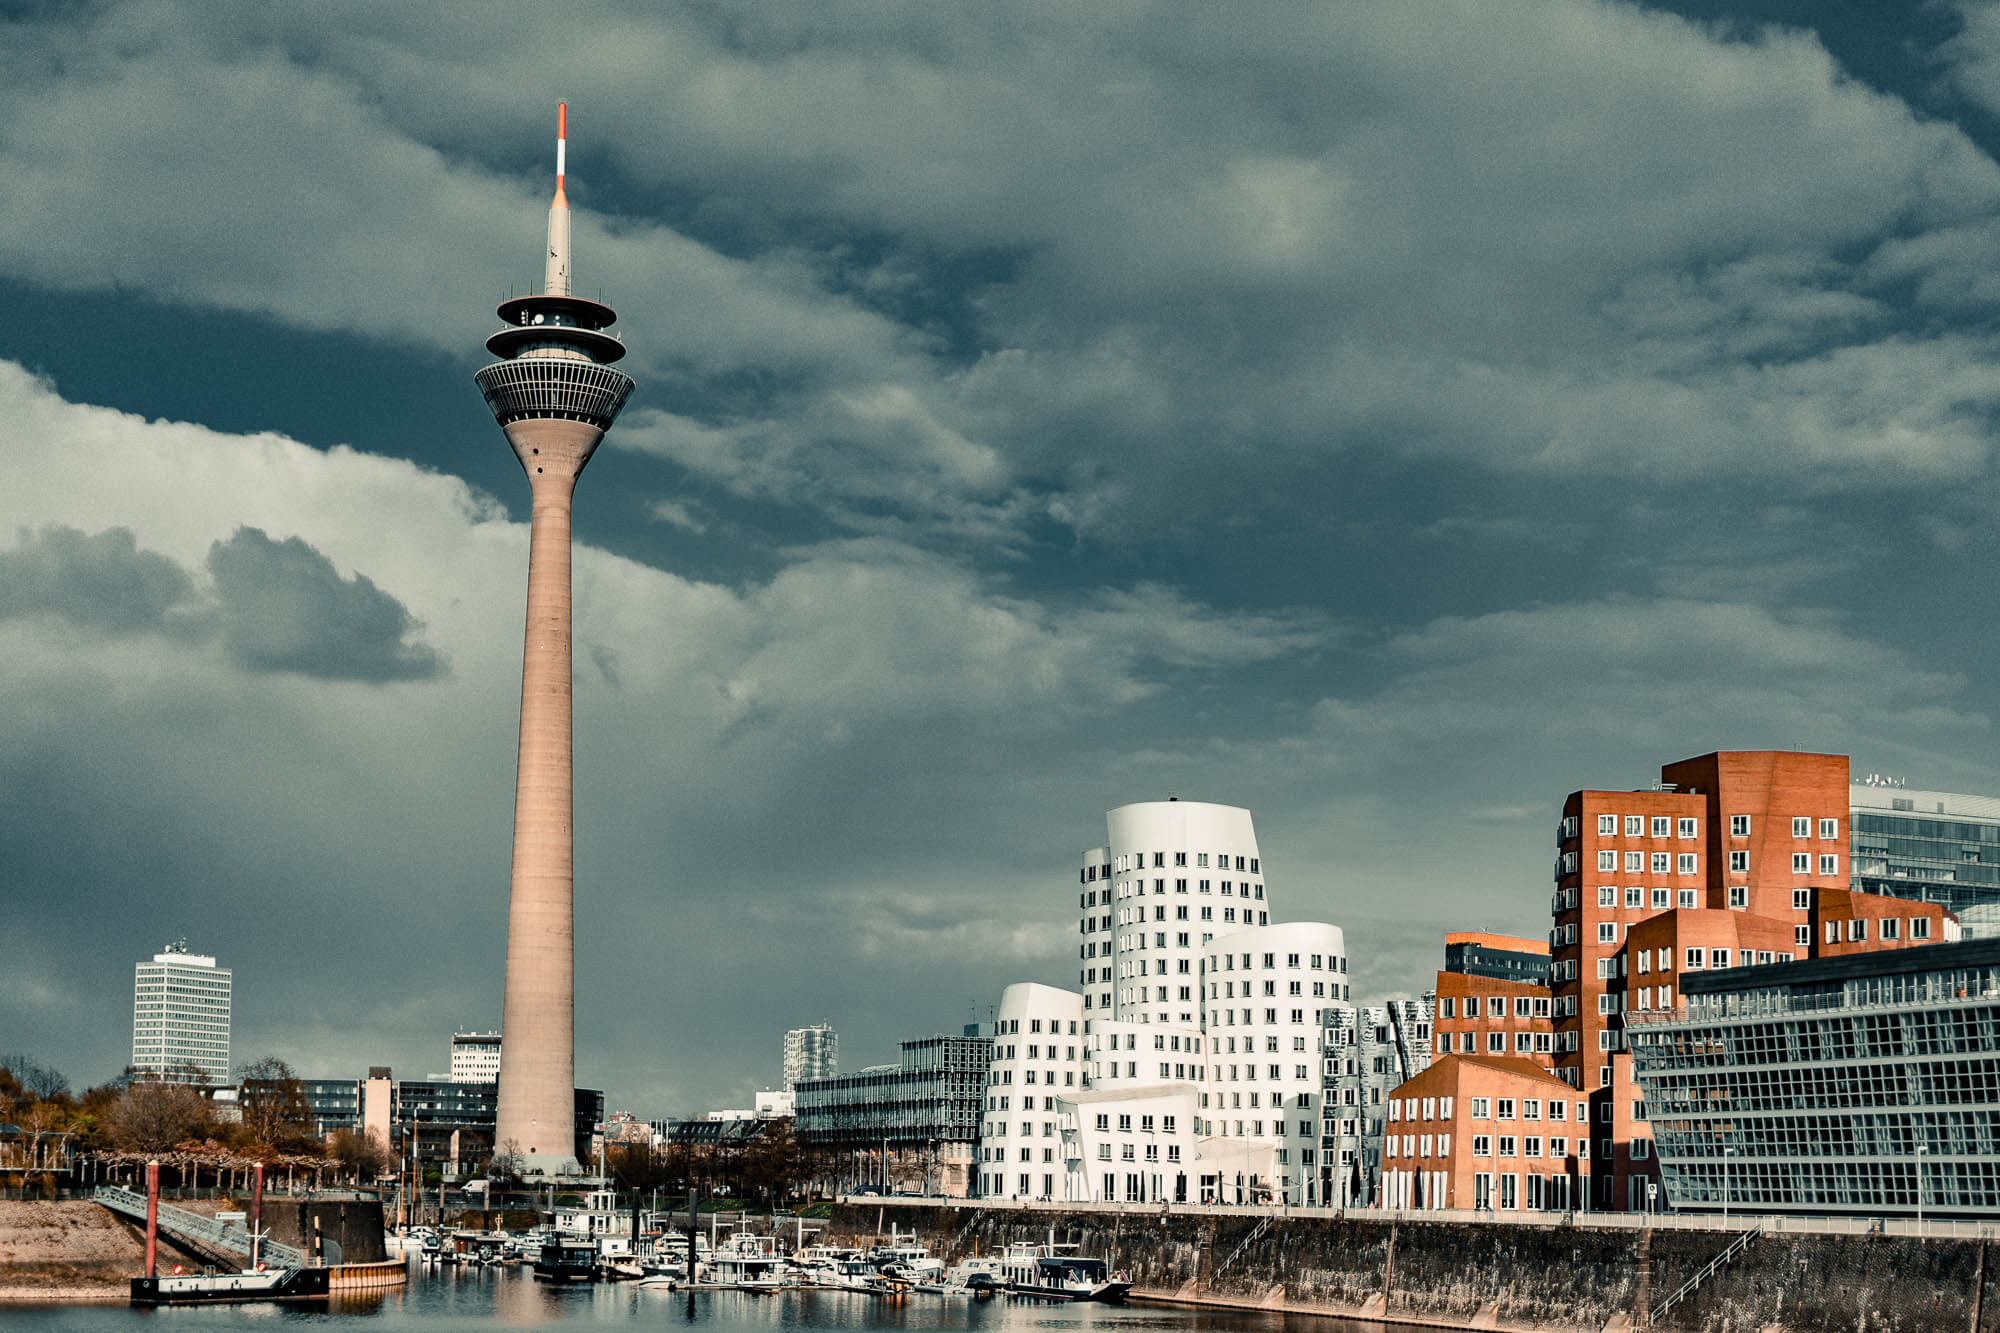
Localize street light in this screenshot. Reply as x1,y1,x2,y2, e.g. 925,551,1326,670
1916,1144,1928,1229
1722,1147,1735,1223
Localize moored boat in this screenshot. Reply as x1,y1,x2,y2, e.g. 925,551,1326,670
130,1265,330,1306
997,1242,1132,1302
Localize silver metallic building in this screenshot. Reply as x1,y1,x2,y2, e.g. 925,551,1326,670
1630,937,2000,1217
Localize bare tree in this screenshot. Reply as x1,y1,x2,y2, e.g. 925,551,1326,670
109,1081,211,1152
486,1139,525,1193
236,1057,312,1150
0,1055,70,1101
329,1128,388,1182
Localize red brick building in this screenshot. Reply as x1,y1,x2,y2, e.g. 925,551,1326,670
1377,1055,1585,1212
1552,751,1957,1210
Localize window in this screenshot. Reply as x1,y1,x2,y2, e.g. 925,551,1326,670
1680,889,1698,909
1847,918,1867,942
1175,852,1186,866
1597,922,1618,943
1487,1032,1505,1053
1914,917,1932,940
1685,947,1704,969
1648,852,1668,875
1598,885,1617,907
1792,817,1811,838
1498,1136,1517,1158
1636,948,1651,973
1729,850,1747,872
1795,925,1811,947
1678,818,1697,838
1819,854,1839,875
1625,851,1644,873
1625,816,1644,836
1882,917,1900,940
1470,1097,1490,1119
1651,817,1670,838
1730,814,1750,836
1488,997,1505,1018
1631,1138,1650,1160
1793,888,1811,910
1792,853,1810,873
1677,853,1697,875
1496,1098,1516,1120
1598,814,1616,835
1652,887,1669,910
1626,887,1644,908
1728,885,1747,908
1473,1135,1492,1157
1820,818,1839,840
1597,850,1617,871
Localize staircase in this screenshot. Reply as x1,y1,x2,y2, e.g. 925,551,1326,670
1649,1224,1762,1324
95,1185,309,1269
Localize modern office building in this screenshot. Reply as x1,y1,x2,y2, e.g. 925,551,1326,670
1630,937,2000,1218
449,1032,502,1084
131,941,231,1084
783,1024,839,1089
1443,930,1551,985
795,1028,992,1197
1850,781,2000,914
479,105,635,1176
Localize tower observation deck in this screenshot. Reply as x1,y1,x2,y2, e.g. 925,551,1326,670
478,103,632,1176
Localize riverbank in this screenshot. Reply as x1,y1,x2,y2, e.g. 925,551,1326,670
0,1200,154,1302
822,1201,1998,1332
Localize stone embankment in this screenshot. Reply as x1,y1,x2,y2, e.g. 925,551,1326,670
824,1202,2000,1332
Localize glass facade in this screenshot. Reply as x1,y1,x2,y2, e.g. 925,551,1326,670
794,1032,992,1150
1850,785,2000,913
1630,938,2000,1217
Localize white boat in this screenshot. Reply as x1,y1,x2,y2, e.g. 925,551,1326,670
708,1232,787,1289
939,1257,1006,1296
996,1242,1133,1303
821,1259,882,1292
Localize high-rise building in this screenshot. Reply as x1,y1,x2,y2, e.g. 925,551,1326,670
131,940,231,1084
477,104,634,1176
783,1024,838,1089
450,1032,502,1084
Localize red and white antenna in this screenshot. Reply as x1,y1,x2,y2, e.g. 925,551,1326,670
545,101,571,296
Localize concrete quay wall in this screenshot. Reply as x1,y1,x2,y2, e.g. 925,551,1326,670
826,1202,2000,1331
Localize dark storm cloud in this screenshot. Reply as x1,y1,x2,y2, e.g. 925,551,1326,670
206,527,442,682
0,525,197,634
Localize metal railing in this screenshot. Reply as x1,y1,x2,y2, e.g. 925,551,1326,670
95,1184,308,1268
840,1194,2000,1239
1651,1223,1763,1323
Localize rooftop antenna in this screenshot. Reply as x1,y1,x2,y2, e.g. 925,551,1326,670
545,101,571,296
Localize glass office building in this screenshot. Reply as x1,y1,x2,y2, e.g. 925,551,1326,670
1850,783,2000,913
1630,937,2000,1218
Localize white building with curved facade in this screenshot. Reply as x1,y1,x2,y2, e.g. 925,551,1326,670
977,800,1352,1205
1080,800,1270,1026
1201,921,1347,1204
977,983,1085,1201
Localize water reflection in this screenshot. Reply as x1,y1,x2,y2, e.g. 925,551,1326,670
10,1265,1394,1333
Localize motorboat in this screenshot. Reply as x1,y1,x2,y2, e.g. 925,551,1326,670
708,1231,787,1289
997,1242,1133,1302
533,1237,602,1282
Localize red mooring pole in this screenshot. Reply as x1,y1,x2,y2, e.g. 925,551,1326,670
144,1160,160,1278
251,1162,265,1269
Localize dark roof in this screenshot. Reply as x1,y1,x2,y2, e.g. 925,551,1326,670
1681,937,2000,997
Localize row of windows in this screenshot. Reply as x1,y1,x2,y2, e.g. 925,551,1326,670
1082,851,1261,883
1597,851,1701,873
1436,1030,1553,1055
1437,995,1551,1020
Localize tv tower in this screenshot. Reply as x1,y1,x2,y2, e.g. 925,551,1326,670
475,104,633,1175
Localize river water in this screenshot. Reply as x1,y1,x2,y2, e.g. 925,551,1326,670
7,1265,1395,1333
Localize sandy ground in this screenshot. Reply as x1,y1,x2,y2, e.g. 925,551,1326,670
0,1199,154,1300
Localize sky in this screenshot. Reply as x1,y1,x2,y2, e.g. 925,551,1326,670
5,0,2000,1115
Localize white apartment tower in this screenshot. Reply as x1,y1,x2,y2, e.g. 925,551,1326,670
1080,800,1269,1026
783,1024,839,1089
131,941,231,1084
450,1031,503,1083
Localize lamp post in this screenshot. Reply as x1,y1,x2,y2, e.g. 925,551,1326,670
1916,1143,1928,1229
1722,1146,1734,1223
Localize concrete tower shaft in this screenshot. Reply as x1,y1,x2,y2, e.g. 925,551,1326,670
477,104,633,1176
